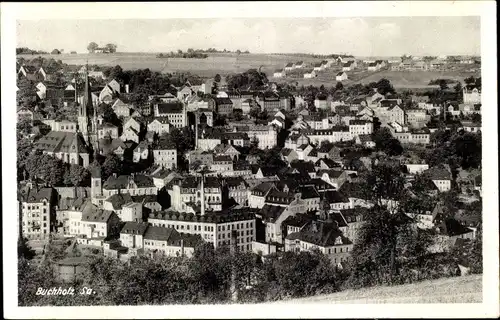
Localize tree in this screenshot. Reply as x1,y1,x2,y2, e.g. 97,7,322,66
335,82,344,91
236,49,241,55
25,151,65,185
214,74,221,83
18,237,36,260
232,108,243,121
249,107,260,120
87,42,99,53
101,153,123,181
105,43,118,53
64,164,90,187
438,79,449,91
51,49,61,55
347,163,435,288
375,78,395,95
98,103,121,127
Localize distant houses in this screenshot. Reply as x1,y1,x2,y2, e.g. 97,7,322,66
336,72,348,82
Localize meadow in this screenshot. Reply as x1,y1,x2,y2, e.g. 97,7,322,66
18,52,319,78
273,274,482,304
18,52,480,89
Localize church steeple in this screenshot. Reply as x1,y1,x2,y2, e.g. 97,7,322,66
77,61,99,159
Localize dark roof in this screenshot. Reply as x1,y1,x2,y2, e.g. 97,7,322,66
177,175,221,189
131,194,160,204
24,187,54,203
214,155,232,162
225,176,247,188
318,169,344,179
340,208,368,223
323,190,349,203
315,158,341,169
103,174,155,189
149,208,257,224
215,97,233,105
260,204,286,222
143,226,179,241
157,102,183,114
251,182,275,196
290,161,316,174
35,131,89,154
266,189,296,205
298,186,320,199
105,193,133,210
21,65,38,73
380,99,399,108
286,220,352,247
439,218,473,237
424,167,452,180
82,209,114,223
283,213,314,228
258,166,279,177
121,221,149,235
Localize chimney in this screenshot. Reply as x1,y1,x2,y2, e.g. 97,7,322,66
180,238,185,257
125,84,130,94
200,174,205,216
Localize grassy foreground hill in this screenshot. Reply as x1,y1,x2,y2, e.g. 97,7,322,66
271,275,482,304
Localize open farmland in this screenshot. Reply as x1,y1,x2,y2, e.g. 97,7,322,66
17,52,320,78
272,66,480,89
269,274,482,304
18,52,480,88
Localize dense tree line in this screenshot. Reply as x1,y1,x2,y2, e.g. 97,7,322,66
16,47,48,55
226,69,268,90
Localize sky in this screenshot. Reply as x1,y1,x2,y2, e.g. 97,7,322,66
16,17,480,56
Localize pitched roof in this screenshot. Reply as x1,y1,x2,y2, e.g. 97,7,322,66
82,209,114,223
121,221,149,235
157,102,184,114
260,204,286,221
286,220,352,247
425,166,452,180
290,161,316,174
103,174,155,189
438,218,473,237
143,226,180,241
35,131,89,154
24,187,54,203
104,193,133,210
298,186,320,199
323,190,349,203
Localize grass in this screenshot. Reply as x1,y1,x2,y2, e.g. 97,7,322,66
17,52,319,78
272,275,482,304
18,53,480,88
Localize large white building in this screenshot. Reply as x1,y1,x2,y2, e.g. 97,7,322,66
20,187,55,240
154,102,187,128
148,209,257,252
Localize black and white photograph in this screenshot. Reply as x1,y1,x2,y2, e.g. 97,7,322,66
2,1,498,319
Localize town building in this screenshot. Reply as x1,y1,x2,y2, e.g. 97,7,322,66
154,102,186,128
147,118,171,136
34,131,91,167
20,187,56,240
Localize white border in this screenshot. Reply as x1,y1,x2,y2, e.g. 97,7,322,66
2,1,498,319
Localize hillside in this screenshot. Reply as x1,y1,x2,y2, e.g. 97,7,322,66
272,275,482,304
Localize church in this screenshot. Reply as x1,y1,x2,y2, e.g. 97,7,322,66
33,63,98,168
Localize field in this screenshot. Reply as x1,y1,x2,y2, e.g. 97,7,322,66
18,53,480,89
270,274,482,304
272,66,480,89
17,52,319,78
